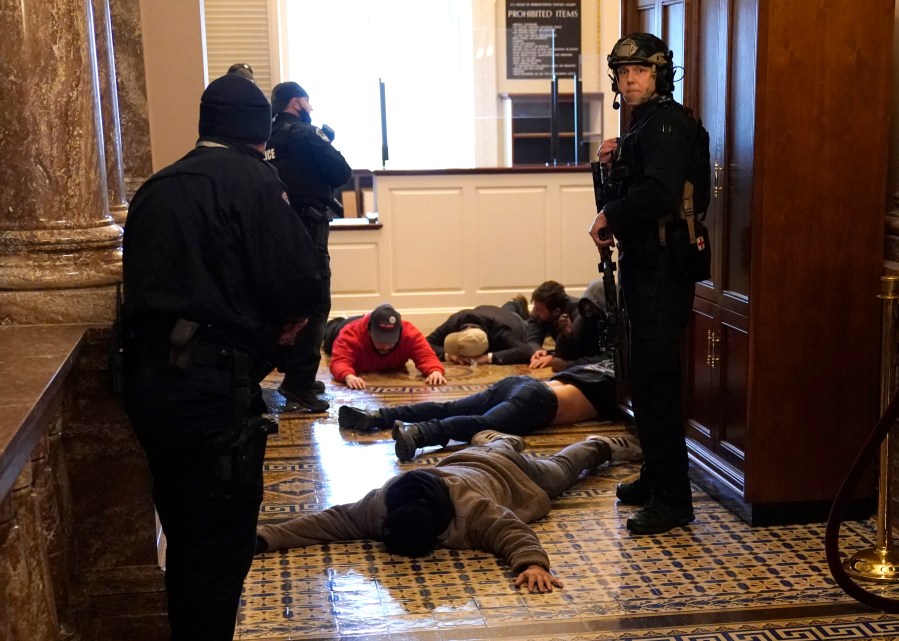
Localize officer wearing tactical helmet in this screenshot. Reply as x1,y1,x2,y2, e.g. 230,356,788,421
588,33,699,535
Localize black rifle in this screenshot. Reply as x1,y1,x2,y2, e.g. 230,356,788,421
591,160,625,381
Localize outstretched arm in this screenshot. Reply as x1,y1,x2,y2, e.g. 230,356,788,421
464,499,558,592
257,489,383,551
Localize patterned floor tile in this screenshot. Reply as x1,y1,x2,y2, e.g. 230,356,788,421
236,364,892,641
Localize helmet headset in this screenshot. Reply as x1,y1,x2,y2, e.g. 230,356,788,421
607,33,675,109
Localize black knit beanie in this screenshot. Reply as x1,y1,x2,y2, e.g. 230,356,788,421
382,470,454,558
271,81,309,114
199,74,271,144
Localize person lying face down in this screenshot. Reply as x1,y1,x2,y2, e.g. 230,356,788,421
328,303,447,389
256,431,641,593
339,361,617,462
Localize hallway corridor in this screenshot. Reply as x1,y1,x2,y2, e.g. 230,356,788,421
236,362,899,640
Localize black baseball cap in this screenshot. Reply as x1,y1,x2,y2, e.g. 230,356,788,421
369,304,401,345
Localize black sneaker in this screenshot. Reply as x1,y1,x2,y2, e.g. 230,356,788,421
278,384,329,413
338,406,382,431
393,421,423,462
616,478,652,505
626,498,694,535
311,380,326,394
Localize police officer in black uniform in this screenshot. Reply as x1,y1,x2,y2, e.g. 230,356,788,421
266,81,352,412
123,74,326,640
588,33,699,535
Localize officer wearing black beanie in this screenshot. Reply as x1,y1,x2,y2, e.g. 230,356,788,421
199,73,271,144
123,74,327,641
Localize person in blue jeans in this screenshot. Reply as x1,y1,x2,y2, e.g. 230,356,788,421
338,362,618,461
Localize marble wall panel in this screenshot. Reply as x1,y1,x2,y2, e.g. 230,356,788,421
8,465,58,641
64,331,158,569
31,432,74,627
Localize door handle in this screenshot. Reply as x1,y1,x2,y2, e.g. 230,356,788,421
706,329,721,368
713,161,723,197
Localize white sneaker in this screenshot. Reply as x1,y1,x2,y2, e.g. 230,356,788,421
587,435,643,462
471,430,525,452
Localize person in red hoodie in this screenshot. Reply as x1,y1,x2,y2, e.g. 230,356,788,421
329,303,446,389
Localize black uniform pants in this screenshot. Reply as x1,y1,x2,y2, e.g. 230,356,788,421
620,249,695,508
124,353,265,641
278,274,331,391
278,229,331,391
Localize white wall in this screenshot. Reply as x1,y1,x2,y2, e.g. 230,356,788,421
139,0,206,171
329,169,603,332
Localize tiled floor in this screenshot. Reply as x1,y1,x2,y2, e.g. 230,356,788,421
238,362,899,640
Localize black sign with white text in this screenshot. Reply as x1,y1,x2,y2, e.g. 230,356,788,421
506,1,581,79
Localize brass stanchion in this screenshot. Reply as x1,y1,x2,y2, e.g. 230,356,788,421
844,275,899,581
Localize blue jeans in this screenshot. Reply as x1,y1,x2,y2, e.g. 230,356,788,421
485,438,610,499
380,375,558,446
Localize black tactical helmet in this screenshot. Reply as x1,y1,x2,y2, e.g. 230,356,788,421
608,33,674,95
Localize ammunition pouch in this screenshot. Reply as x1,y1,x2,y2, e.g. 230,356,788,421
660,181,712,283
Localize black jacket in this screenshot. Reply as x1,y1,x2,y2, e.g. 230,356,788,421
524,296,580,348
426,305,535,364
123,138,326,361
266,112,352,211
600,99,697,267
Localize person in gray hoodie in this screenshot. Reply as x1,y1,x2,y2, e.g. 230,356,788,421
255,431,641,593
551,278,611,372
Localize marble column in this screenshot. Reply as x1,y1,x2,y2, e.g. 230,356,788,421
0,0,123,324
93,0,129,226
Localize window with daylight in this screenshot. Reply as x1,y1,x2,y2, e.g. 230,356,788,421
283,0,476,170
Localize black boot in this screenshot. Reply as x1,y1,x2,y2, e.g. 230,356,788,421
279,377,329,413
393,422,425,461
616,478,652,505
392,420,451,461
626,498,694,535
338,406,384,431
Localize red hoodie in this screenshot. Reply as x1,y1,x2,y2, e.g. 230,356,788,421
329,313,444,382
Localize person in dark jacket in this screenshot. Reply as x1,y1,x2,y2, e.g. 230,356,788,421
588,33,700,535
255,430,640,593
123,73,326,641
426,303,538,365
526,281,581,369
551,279,610,372
266,81,352,412
338,361,621,462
